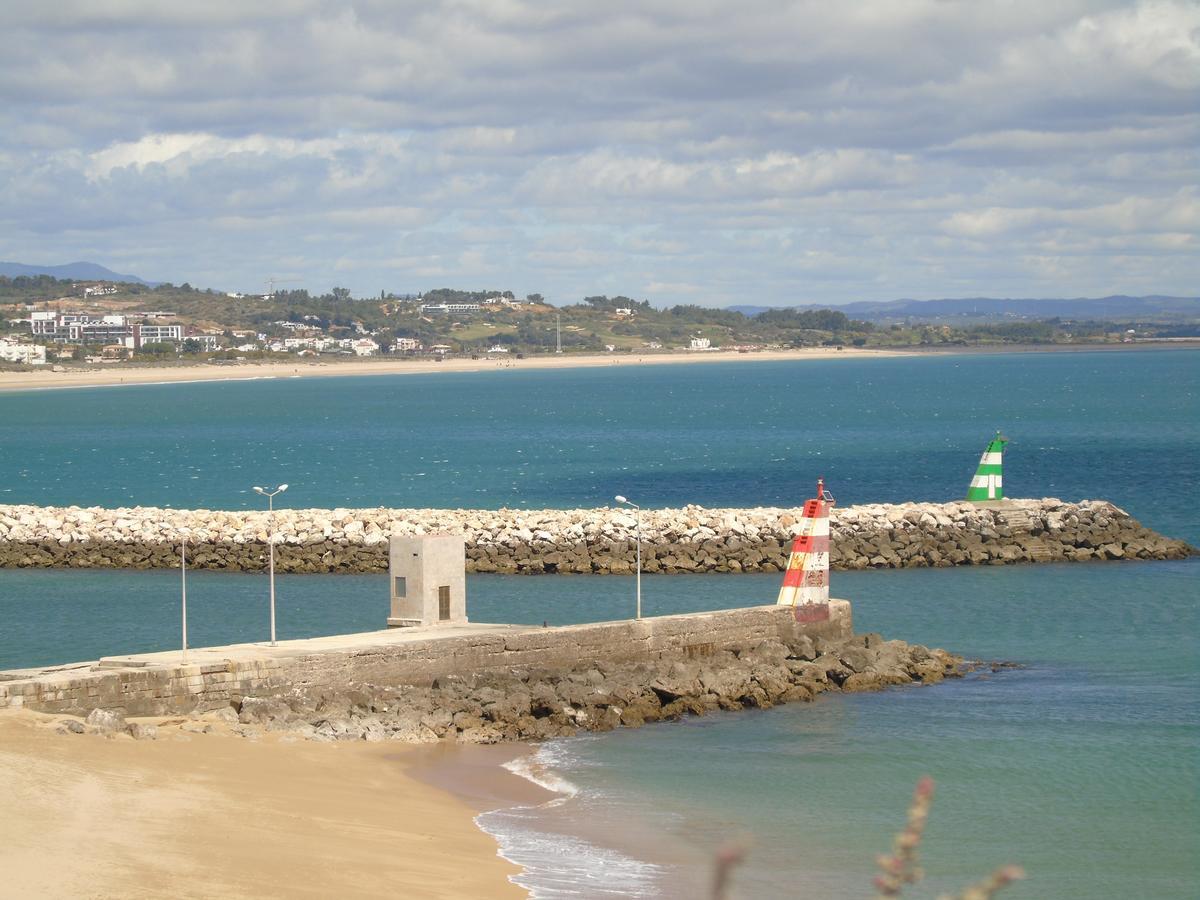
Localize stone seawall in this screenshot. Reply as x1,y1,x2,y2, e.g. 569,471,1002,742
0,498,1190,575
0,603,852,717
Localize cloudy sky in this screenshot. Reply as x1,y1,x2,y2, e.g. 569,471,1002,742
1,1,1196,307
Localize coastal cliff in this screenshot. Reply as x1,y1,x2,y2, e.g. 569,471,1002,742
0,498,1190,574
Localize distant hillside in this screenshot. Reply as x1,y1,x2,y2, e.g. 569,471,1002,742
729,296,1200,322
0,260,154,286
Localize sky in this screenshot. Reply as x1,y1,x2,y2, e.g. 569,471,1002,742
0,1,1196,308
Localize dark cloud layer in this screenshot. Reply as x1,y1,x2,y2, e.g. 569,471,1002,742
1,1,1196,304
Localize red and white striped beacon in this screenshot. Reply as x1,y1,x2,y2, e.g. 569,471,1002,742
776,478,835,622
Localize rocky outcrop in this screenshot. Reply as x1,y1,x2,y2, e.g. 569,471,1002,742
0,499,1190,574
50,633,974,745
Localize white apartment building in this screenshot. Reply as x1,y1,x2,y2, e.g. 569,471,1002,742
421,303,481,314
131,323,184,346
283,336,335,351
0,340,47,365
32,312,131,343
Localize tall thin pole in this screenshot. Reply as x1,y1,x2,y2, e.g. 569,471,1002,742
181,535,188,664
635,507,642,620
268,494,277,647
253,483,287,647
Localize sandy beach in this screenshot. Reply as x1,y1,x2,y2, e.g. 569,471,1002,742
0,347,907,393
0,709,529,899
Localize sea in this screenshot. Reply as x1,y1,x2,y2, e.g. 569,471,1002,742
0,349,1196,898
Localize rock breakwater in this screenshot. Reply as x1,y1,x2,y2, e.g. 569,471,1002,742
0,498,1190,574
49,632,969,745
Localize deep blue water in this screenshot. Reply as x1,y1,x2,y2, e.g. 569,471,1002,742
0,349,1197,898
1,351,1196,544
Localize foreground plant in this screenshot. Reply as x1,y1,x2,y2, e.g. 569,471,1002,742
710,776,1024,899
874,777,1024,899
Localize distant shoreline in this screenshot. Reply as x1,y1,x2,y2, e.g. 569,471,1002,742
0,346,905,392
0,341,1194,393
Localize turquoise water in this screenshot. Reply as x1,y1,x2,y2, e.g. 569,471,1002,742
1,351,1196,544
1,350,1197,897
0,563,1195,898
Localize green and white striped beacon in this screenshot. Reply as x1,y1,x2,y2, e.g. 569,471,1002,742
966,432,1009,501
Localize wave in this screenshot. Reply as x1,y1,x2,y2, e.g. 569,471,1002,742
476,740,669,898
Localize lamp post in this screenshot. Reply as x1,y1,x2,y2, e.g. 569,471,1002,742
252,484,288,646
614,495,642,620
180,528,189,664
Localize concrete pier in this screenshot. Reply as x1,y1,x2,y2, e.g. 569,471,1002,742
0,601,852,717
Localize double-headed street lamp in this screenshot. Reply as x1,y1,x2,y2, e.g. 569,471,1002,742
614,495,642,620
253,484,288,646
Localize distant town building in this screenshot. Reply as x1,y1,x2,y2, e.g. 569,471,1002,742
393,337,421,352
31,312,131,344
351,338,379,356
0,340,47,365
82,284,118,297
187,335,220,352
689,336,712,350
615,308,634,317
125,323,184,349
422,303,481,314
487,345,510,354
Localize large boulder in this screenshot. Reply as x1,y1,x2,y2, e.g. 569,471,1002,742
85,707,126,734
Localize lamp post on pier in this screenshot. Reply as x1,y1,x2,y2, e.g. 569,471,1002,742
614,495,642,620
180,528,189,664
252,484,288,646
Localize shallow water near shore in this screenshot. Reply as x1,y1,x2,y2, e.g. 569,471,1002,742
1,562,1195,898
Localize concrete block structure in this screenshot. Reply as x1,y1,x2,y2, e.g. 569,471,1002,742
387,535,467,627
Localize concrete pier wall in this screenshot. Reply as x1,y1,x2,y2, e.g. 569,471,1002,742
0,498,1190,574
0,602,852,717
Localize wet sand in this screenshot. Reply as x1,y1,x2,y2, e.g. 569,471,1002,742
0,347,906,393
0,710,525,899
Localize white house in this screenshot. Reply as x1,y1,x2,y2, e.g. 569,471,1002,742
394,337,421,352
689,336,712,350
351,338,380,356
487,345,510,354
615,308,634,317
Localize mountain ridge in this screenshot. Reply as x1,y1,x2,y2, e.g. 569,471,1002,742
0,260,154,285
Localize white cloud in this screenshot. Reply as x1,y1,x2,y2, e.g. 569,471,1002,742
0,0,1195,304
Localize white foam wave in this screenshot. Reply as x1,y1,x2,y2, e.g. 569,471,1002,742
502,750,579,801
478,808,665,899
477,740,668,898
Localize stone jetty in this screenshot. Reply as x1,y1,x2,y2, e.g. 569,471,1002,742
52,633,971,746
1,602,973,746
0,498,1190,575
